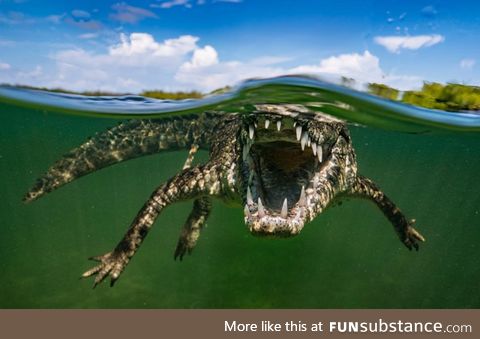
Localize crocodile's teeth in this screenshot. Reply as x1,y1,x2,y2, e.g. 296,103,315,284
307,137,311,147
248,171,254,185
296,125,302,140
244,205,250,217
249,125,255,139
300,132,308,151
265,119,270,129
276,120,281,131
281,198,288,218
317,145,323,162
312,142,317,156
243,140,253,161
258,198,265,217
299,186,306,206
247,187,253,205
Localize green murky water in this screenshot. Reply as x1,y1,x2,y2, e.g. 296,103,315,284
1,78,479,308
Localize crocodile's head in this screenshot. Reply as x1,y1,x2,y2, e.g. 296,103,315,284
239,104,353,237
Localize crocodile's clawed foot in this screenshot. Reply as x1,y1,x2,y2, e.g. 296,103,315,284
81,251,129,288
173,197,211,261
174,240,189,261
402,219,425,251
174,233,195,261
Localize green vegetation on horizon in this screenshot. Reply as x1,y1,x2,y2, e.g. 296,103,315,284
367,83,400,101
5,84,232,100
140,90,203,100
368,82,480,112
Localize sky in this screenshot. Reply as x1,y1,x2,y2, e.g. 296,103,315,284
0,0,479,93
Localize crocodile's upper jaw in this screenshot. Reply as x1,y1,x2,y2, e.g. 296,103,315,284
240,110,341,237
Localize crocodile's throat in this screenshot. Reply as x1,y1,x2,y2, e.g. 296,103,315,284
241,115,331,236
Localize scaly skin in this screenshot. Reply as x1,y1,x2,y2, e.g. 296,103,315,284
24,105,425,287
23,114,218,202
175,143,212,260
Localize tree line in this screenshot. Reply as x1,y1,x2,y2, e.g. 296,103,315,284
367,82,480,112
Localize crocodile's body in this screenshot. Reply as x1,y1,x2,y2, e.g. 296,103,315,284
24,104,424,287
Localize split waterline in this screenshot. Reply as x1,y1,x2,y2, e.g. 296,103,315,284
0,75,479,308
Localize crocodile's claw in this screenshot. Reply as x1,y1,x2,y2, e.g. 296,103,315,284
81,251,129,288
174,234,195,261
402,219,425,251
174,197,211,261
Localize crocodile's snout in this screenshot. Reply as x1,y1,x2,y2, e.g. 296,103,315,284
239,105,351,236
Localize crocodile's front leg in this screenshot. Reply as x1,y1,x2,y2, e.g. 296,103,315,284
174,143,212,260
82,164,222,287
174,197,212,260
349,175,425,250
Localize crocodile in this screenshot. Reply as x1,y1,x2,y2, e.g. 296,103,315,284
24,104,425,287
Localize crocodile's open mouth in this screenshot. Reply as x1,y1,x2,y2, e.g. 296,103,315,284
242,114,332,236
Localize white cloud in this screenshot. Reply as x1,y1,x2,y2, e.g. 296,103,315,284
285,50,422,90
290,51,383,81
4,33,422,92
180,45,218,69
374,34,444,53
289,51,422,90
175,58,284,91
152,0,192,9
46,33,201,91
176,49,421,92
0,62,11,70
460,58,475,70
109,33,198,58
17,65,43,79
151,0,241,8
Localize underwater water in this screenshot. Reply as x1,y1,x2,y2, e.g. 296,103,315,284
0,76,479,308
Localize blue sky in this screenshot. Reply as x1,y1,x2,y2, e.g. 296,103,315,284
0,0,478,92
